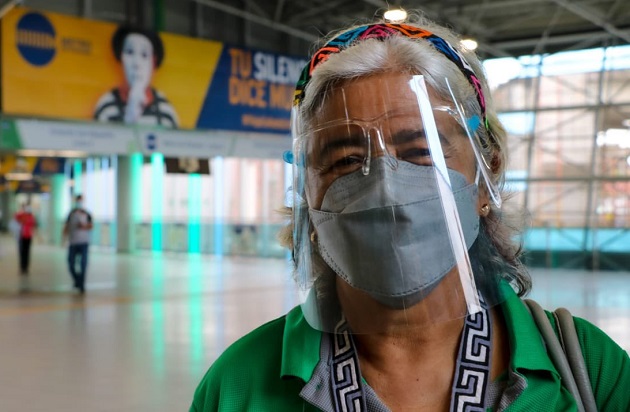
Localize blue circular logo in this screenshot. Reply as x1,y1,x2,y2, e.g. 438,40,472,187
16,12,56,66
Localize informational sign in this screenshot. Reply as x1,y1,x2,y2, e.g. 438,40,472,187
138,129,232,157
16,120,137,154
231,133,292,160
1,7,306,134
164,158,211,175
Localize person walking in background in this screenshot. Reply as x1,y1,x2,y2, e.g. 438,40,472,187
63,195,93,294
13,203,37,291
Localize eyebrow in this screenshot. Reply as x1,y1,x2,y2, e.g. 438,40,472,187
390,128,451,147
315,133,365,160
313,127,452,160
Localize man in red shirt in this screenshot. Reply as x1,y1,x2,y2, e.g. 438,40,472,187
14,203,37,280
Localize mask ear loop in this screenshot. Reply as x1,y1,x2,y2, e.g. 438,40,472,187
444,78,502,208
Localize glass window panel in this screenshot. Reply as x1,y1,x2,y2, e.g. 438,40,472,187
491,77,538,111
529,110,595,178
528,182,589,227
602,69,630,104
541,48,604,76
538,72,600,108
604,45,630,71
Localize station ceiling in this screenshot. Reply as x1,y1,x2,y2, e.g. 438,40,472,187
193,0,630,58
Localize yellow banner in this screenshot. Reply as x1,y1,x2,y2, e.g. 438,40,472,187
1,7,223,129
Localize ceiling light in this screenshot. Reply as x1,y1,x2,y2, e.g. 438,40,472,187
384,8,407,23
5,172,33,181
16,149,88,158
461,38,478,51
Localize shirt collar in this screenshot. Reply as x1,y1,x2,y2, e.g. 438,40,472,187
281,305,322,382
280,282,562,383
499,281,559,375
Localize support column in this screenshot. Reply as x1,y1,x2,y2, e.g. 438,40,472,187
73,159,83,196
188,174,201,253
153,0,165,31
150,153,164,252
1,189,13,231
116,154,142,253
49,173,66,246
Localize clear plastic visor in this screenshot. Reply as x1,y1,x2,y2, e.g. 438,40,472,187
289,74,499,333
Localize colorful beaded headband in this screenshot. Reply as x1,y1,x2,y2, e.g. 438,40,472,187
293,23,489,133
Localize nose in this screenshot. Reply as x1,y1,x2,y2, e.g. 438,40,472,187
365,127,398,173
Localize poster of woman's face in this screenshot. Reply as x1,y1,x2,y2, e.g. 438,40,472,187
121,33,155,90
93,25,179,128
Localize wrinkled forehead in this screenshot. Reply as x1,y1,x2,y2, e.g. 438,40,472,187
312,73,421,124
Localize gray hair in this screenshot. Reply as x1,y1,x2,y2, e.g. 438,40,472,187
279,16,531,297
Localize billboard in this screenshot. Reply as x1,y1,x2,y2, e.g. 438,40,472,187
1,7,306,134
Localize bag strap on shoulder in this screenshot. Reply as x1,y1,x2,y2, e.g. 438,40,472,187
523,299,597,412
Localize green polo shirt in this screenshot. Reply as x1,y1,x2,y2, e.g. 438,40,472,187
190,283,630,411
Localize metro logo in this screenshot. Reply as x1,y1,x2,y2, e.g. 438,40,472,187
15,12,56,66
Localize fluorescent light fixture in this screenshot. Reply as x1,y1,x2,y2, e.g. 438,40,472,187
384,8,407,23
597,129,630,148
461,38,478,51
17,149,88,158
5,172,33,181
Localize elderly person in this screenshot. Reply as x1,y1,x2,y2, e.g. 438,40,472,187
191,17,630,412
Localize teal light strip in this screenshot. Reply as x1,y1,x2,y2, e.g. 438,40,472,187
51,174,66,245
73,159,83,195
188,174,201,253
110,156,118,247
130,153,143,222
213,157,224,256
151,153,164,252
86,157,96,214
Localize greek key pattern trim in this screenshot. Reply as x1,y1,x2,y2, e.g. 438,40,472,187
331,316,366,412
451,296,492,412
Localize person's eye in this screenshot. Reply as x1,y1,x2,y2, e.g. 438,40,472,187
328,155,364,173
335,155,363,167
400,147,432,165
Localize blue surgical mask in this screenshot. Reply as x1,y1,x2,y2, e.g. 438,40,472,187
309,158,480,308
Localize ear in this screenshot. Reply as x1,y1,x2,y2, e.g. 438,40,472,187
477,184,490,217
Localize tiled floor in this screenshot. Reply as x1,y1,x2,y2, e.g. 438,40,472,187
0,236,629,412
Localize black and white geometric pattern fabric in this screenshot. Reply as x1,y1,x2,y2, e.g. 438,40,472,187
331,315,367,412
450,296,492,412
329,297,492,412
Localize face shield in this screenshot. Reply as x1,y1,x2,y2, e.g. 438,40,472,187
289,73,503,333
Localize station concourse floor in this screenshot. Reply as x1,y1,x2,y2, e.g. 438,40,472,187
0,235,629,412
